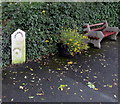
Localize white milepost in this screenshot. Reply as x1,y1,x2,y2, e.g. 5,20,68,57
11,29,26,64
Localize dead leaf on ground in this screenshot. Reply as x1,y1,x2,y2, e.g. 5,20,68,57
67,61,73,64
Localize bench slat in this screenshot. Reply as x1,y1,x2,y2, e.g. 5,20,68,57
102,31,116,37
87,36,99,40
89,22,105,27
91,27,106,31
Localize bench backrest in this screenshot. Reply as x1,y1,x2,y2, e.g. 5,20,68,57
83,20,108,33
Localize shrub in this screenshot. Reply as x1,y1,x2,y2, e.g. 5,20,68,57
60,28,89,56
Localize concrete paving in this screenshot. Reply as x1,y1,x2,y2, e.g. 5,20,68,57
2,35,119,103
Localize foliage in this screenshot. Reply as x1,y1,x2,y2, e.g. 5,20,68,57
1,2,119,67
60,28,89,56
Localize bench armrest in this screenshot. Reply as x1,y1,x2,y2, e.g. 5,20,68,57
85,31,104,39
103,27,120,32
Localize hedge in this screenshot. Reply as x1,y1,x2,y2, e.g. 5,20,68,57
1,2,120,68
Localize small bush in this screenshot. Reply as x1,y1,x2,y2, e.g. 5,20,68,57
60,28,89,56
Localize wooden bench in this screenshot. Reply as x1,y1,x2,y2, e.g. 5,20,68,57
82,21,120,48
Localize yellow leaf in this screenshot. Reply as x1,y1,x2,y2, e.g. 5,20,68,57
94,88,99,90
19,86,24,89
71,53,74,56
29,68,33,71
45,40,49,42
42,10,45,13
58,87,63,91
108,85,113,88
57,68,61,70
58,84,67,91
80,89,83,92
36,92,44,96
29,96,34,99
69,39,72,41
68,61,73,64
93,76,97,78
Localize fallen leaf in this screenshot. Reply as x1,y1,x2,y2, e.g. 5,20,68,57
80,89,83,92
29,96,34,99
58,84,68,91
87,82,95,89
90,98,93,100
59,87,63,91
108,85,113,88
114,95,117,98
103,65,106,67
74,93,77,95
29,68,34,71
103,85,107,87
94,88,99,90
36,91,44,96
22,83,26,85
19,86,24,89
40,98,45,101
80,96,84,100
113,83,117,86
50,86,54,90
56,68,61,70
24,76,27,79
80,71,83,73
24,88,29,92
93,76,97,78
67,61,73,64
11,98,14,101
67,87,70,90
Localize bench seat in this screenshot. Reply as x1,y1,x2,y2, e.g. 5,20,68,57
102,31,116,37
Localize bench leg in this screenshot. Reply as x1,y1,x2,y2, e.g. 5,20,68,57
109,33,118,40
89,39,102,48
94,41,101,48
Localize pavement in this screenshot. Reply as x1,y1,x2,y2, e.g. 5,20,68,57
2,35,119,103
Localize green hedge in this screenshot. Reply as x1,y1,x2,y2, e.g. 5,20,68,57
1,2,119,67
